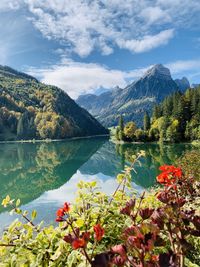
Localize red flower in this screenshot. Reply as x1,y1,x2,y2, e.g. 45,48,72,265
64,231,90,250
56,208,65,217
63,202,70,212
72,238,86,249
159,165,172,171
157,165,182,186
151,255,159,262
93,224,105,241
56,202,71,222
82,231,90,242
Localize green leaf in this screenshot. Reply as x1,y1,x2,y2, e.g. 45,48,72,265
76,218,84,227
15,208,22,214
117,174,125,183
2,195,11,207
16,199,21,207
31,210,37,220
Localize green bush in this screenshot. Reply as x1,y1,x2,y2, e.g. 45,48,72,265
0,151,200,267
177,150,200,181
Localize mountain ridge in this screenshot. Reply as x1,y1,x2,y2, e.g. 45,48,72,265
77,64,191,127
0,65,108,141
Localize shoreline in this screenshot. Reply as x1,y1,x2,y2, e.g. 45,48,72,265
110,137,198,146
0,135,198,146
0,134,110,144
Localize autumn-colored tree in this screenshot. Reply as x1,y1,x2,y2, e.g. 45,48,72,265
124,121,137,140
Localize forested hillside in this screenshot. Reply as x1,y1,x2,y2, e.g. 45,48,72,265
0,65,108,141
151,86,200,142
116,86,200,142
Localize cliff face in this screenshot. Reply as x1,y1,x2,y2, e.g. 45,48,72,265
77,64,181,127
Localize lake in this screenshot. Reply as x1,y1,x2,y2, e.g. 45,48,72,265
0,137,194,232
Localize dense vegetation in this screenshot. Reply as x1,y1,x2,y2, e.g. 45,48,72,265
0,65,108,141
115,86,200,143
0,151,200,266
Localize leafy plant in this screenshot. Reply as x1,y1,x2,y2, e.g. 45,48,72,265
176,150,200,181
0,150,200,266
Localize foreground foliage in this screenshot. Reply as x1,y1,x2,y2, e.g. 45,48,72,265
177,150,200,181
0,151,200,266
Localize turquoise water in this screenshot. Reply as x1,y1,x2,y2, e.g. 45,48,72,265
0,138,193,231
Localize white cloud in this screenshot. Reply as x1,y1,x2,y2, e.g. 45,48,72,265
28,60,127,98
166,59,200,74
26,58,151,99
117,29,174,53
26,58,200,99
27,58,149,98
0,0,23,11
23,0,200,57
1,1,200,57
140,6,171,25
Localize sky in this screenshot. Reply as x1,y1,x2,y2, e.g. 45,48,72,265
0,0,200,99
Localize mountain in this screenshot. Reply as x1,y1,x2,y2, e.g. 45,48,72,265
191,83,200,88
175,77,190,91
0,65,108,141
77,64,181,127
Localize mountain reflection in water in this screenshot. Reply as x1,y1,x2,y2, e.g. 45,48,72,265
0,138,193,231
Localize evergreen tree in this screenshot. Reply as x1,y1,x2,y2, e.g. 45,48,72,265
172,91,182,117
143,111,150,131
152,105,161,120
162,96,173,117
146,87,200,143
119,115,124,132
185,121,191,141
166,120,180,143
191,90,199,116
160,116,170,139
118,115,125,141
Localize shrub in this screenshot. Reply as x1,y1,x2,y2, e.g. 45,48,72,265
0,151,200,267
177,150,200,181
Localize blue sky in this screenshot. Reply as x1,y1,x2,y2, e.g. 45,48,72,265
0,0,200,98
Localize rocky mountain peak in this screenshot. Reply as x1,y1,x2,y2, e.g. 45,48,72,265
175,77,190,91
76,63,191,127
144,64,171,80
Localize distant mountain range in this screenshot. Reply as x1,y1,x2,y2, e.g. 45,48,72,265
77,64,191,127
0,65,108,141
